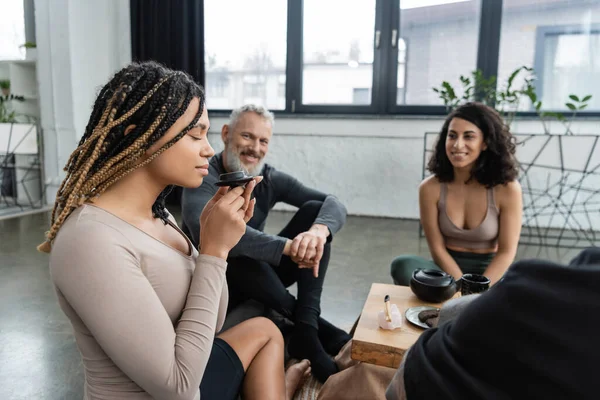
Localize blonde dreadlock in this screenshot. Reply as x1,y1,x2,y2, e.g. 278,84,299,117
38,61,206,253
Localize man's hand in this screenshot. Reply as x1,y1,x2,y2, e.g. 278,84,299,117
284,224,329,278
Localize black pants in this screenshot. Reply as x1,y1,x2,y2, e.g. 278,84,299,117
226,200,331,329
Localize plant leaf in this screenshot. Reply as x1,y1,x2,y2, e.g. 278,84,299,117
569,95,580,102
579,104,588,110
582,95,592,102
529,91,537,103
442,82,456,100
566,102,577,111
507,67,522,87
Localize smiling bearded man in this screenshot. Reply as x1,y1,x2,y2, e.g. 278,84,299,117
181,104,350,384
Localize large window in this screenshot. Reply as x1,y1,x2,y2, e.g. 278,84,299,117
537,28,600,110
203,0,287,110
302,0,376,105
398,0,481,105
203,0,600,116
0,1,25,60
498,0,600,111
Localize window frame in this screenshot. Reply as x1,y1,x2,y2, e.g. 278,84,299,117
204,0,600,117
286,0,384,114
532,23,600,113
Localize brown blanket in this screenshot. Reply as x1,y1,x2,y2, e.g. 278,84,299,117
318,341,396,400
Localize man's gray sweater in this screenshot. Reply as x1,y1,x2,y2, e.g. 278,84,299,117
181,152,347,266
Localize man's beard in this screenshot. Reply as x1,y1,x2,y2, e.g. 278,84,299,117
224,145,265,177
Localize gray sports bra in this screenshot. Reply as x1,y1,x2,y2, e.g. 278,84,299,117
438,183,499,250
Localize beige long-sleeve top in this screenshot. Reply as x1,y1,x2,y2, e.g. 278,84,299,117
49,205,229,400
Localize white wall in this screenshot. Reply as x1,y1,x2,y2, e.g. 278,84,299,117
68,1,131,141
34,0,131,202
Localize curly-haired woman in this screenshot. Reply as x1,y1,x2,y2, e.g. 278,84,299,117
391,102,523,287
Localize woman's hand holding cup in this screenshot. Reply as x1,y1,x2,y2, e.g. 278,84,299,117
199,177,262,259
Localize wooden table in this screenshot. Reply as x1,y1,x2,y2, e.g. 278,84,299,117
351,283,453,368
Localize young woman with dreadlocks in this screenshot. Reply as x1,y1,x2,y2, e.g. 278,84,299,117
38,61,310,400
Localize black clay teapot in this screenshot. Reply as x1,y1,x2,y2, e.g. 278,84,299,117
409,269,458,303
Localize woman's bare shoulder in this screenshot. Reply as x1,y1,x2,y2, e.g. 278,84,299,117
495,180,521,195
419,175,441,197
494,180,522,207
420,175,441,188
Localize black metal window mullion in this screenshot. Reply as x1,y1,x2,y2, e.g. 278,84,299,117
376,0,397,115
476,0,503,103
285,0,303,113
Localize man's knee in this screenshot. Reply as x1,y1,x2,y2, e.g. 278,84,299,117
293,200,331,241
297,200,324,220
227,257,275,279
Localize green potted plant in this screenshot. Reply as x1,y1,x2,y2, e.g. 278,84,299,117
0,80,9,96
431,65,592,134
0,94,25,123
